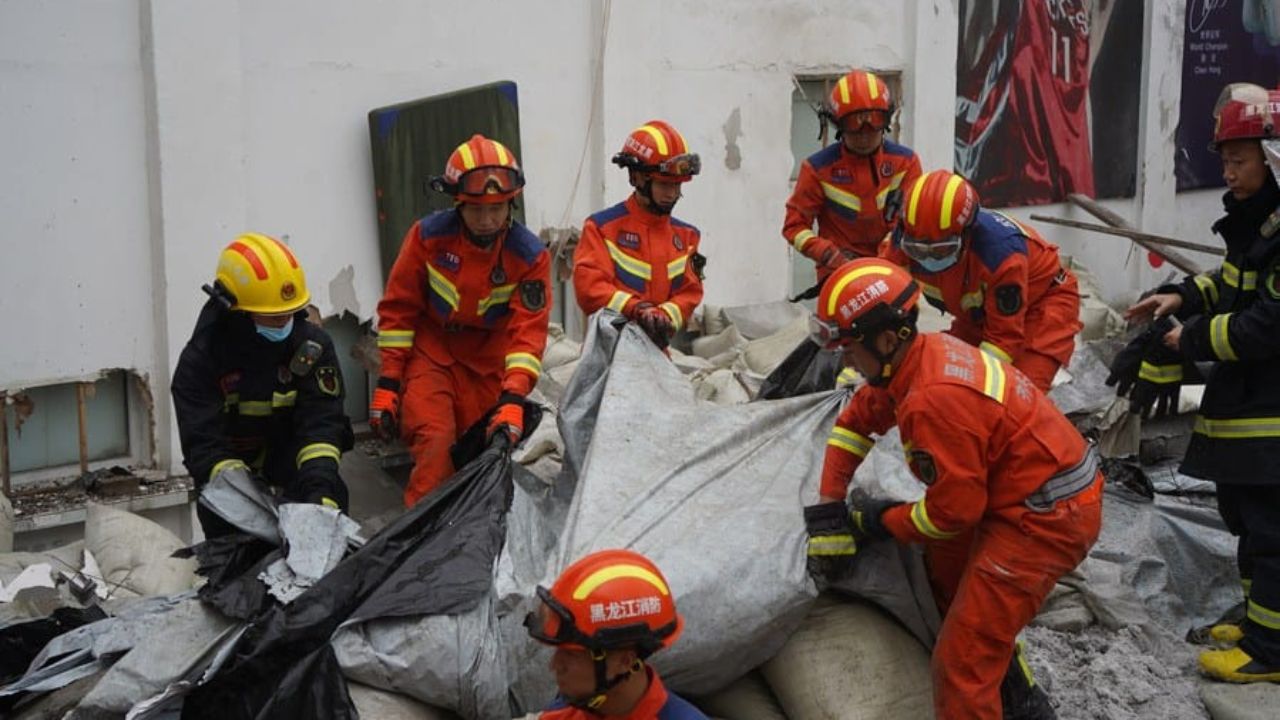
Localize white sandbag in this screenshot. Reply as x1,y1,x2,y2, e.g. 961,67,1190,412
701,304,729,336
347,681,461,720
1071,260,1125,342
0,491,13,553
1200,681,1280,720
670,349,716,375
739,316,810,376
761,595,935,720
691,670,787,720
0,540,85,586
542,324,582,370
692,369,751,406
691,325,746,360
84,503,196,598
721,301,808,340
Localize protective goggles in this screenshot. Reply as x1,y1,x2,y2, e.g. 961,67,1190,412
838,109,891,132
455,166,524,197
808,314,856,350
615,152,701,178
524,586,584,647
899,233,962,265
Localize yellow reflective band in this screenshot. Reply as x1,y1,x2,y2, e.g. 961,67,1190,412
457,142,476,170
478,283,516,315
1138,361,1183,383
875,172,907,209
836,367,862,386
639,125,669,156
1193,274,1220,306
659,302,684,330
238,400,273,417
1014,641,1036,687
211,458,248,479
837,74,851,104
820,181,863,213
793,229,817,252
1248,599,1280,630
906,171,930,225
272,391,297,408
1244,578,1254,596
1194,415,1280,439
980,350,1007,403
296,442,341,467
505,352,542,378
919,281,943,301
572,564,670,600
607,290,633,313
494,143,510,166
1221,262,1258,291
939,174,966,230
377,329,414,348
825,265,893,316
910,499,959,540
667,254,688,280
808,534,857,556
1210,314,1237,361
827,426,873,458
865,71,880,100
978,341,1012,364
321,497,340,509
605,240,653,280
961,288,984,310
427,264,460,310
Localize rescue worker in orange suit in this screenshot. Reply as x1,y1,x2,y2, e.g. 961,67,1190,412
574,120,704,348
525,549,708,719
881,170,1082,392
802,259,1102,720
1114,84,1280,683
173,233,354,538
783,69,923,284
372,134,551,507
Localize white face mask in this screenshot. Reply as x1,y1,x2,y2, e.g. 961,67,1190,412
255,317,294,342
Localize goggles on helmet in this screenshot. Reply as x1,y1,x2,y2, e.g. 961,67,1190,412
454,165,524,197
808,314,854,350
613,152,702,178
838,109,891,133
899,233,962,265
523,585,676,654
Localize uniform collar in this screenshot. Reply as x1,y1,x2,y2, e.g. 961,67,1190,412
625,194,672,227
885,334,926,404
617,666,668,718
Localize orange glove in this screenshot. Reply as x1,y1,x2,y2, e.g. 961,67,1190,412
369,377,400,441
487,392,524,444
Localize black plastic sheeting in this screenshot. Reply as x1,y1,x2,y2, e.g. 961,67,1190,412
181,438,518,720
0,606,107,694
755,338,841,400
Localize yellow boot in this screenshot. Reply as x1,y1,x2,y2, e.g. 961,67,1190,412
1209,623,1245,645
1199,647,1280,683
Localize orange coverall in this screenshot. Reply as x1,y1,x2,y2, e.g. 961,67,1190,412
573,195,703,332
783,139,922,282
377,210,550,506
881,209,1081,391
820,332,1101,720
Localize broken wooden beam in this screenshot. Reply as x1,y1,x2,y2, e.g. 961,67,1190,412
1056,194,1206,275
1029,214,1224,257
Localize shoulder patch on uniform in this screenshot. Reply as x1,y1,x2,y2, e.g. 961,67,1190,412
670,216,701,235
995,284,1023,315
1267,266,1280,300
289,340,323,377
505,223,547,266
588,201,630,228
969,210,1029,272
520,279,547,311
880,139,916,159
807,142,842,170
315,366,341,397
418,209,460,240
907,448,937,486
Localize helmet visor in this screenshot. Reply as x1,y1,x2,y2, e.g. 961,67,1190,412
899,234,962,265
456,166,524,197
808,314,849,350
838,109,891,133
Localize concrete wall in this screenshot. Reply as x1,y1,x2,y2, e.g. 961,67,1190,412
0,0,1230,475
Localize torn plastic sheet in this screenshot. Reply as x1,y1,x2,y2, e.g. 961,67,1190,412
180,437,516,720
0,605,107,689
259,504,363,605
197,470,281,545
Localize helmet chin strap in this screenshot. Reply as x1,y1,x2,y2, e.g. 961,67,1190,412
636,176,679,216
862,325,915,387
462,218,509,249
568,652,644,712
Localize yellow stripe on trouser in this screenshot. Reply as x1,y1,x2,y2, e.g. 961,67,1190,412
505,352,543,379
820,181,862,213
792,229,817,252
296,442,341,468
605,240,653,279
607,290,632,313
1210,314,1237,360
659,302,683,331
980,351,1007,402
827,426,873,457
1248,599,1280,630
377,329,414,348
808,534,856,556
210,458,248,480
1194,416,1280,438
910,499,959,540
978,341,1012,364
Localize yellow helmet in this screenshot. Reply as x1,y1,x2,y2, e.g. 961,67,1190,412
214,233,310,314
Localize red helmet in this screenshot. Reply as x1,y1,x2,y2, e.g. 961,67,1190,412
1212,83,1280,150
825,70,894,133
811,258,920,350
896,170,980,267
611,120,700,182
525,549,683,658
430,134,525,204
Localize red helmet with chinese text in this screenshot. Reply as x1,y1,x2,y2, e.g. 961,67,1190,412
811,258,920,351
896,170,980,270
1212,83,1280,150
429,134,525,204
611,120,700,183
525,549,683,658
825,70,895,134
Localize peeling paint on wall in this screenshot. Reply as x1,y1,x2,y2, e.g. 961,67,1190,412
328,264,360,319
723,107,743,171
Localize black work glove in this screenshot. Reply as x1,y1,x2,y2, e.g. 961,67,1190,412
803,502,858,581
1130,340,1185,419
1105,332,1149,398
849,492,898,543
